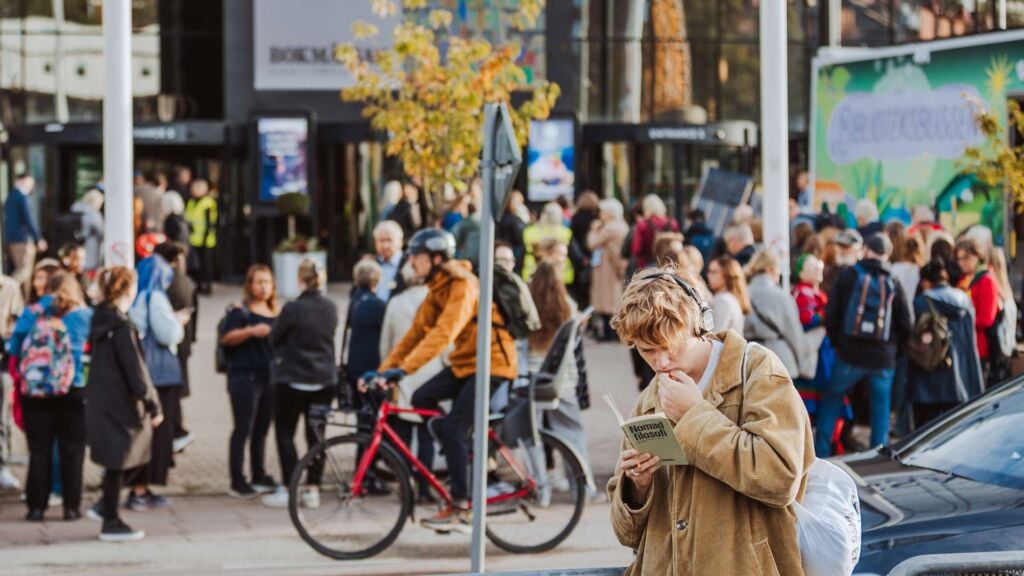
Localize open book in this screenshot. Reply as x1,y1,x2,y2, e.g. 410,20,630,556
604,394,688,465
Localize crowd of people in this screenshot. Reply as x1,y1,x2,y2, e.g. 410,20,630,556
0,169,1017,554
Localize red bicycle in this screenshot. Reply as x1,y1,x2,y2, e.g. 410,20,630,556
287,384,589,560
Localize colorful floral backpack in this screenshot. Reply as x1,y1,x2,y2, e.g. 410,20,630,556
19,304,76,398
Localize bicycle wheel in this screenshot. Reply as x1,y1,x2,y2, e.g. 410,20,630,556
485,431,587,554
288,434,413,560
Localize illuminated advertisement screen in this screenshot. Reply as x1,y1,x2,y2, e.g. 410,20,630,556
257,117,309,202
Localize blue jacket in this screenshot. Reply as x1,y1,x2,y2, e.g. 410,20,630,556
343,288,386,382
7,295,94,388
909,285,984,405
4,188,41,244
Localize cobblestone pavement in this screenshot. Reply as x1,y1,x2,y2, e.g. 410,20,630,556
0,283,639,574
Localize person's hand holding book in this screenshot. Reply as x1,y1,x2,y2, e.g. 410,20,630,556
657,370,702,422
619,448,660,502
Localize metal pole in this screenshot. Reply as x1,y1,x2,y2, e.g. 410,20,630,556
103,0,134,268
828,0,841,47
759,0,790,289
999,0,1007,30
470,104,499,573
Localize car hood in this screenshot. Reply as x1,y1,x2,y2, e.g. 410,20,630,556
837,449,1024,548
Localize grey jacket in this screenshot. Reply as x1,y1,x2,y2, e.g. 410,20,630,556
744,274,811,379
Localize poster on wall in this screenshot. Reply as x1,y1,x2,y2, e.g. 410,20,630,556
527,119,575,202
810,30,1024,243
257,117,309,202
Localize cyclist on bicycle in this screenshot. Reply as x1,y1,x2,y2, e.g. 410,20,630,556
361,228,516,533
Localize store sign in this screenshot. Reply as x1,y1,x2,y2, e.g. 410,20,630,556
527,119,575,202
253,0,398,91
826,85,985,165
257,117,310,202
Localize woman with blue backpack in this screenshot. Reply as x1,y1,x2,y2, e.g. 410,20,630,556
126,253,190,510
8,271,92,521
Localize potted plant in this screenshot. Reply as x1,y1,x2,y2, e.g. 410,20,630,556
272,192,326,298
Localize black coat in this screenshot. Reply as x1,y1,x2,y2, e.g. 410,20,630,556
270,290,339,386
86,303,162,471
342,288,386,381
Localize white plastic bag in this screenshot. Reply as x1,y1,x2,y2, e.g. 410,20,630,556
794,458,862,576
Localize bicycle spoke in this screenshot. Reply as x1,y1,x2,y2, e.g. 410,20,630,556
484,432,587,554
290,435,412,560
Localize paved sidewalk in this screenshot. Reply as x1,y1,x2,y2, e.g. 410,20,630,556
0,283,640,574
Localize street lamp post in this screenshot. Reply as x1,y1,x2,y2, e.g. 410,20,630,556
759,0,790,288
103,0,134,268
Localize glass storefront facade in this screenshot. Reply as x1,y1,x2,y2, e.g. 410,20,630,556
574,0,818,130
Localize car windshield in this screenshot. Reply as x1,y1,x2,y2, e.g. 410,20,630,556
897,378,1024,490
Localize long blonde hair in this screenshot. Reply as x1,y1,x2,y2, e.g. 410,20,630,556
990,248,1013,302
712,255,751,314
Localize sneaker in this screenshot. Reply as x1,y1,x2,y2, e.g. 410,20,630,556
261,488,289,509
143,491,171,509
100,519,145,542
0,466,21,490
172,432,195,454
124,492,152,512
48,493,63,508
228,483,258,500
250,477,277,494
86,502,104,523
421,505,472,534
301,490,320,509
550,474,571,493
25,509,44,522
486,481,517,499
64,509,81,521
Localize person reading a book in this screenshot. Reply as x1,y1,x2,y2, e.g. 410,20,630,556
607,265,814,575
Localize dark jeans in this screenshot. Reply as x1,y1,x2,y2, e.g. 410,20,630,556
102,466,145,522
190,245,215,292
410,368,503,502
274,384,332,487
228,372,275,486
391,417,434,497
21,388,86,512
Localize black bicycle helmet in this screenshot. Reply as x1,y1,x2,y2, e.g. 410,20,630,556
407,228,456,260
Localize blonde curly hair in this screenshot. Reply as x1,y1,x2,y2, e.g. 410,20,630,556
611,265,709,349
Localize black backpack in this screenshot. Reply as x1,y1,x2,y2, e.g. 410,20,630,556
492,266,540,339
905,298,951,372
215,305,249,374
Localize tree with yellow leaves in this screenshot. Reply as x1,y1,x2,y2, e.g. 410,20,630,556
336,0,559,222
964,99,1024,212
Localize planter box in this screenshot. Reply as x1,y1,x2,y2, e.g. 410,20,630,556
272,251,327,299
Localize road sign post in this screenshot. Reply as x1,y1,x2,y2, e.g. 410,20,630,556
471,102,522,573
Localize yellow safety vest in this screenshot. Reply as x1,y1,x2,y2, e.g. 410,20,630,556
521,224,574,284
185,196,218,248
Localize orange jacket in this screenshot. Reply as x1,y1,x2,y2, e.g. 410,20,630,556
380,260,516,380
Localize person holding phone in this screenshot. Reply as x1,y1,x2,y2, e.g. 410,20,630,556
608,265,813,575
86,267,162,542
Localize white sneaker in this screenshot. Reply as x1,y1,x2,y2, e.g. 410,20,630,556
0,466,21,490
261,488,289,509
172,432,195,454
301,490,320,509
49,493,63,508
486,481,517,499
550,474,570,493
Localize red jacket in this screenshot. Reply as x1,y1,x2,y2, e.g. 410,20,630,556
630,215,679,269
965,270,1000,360
792,282,827,329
